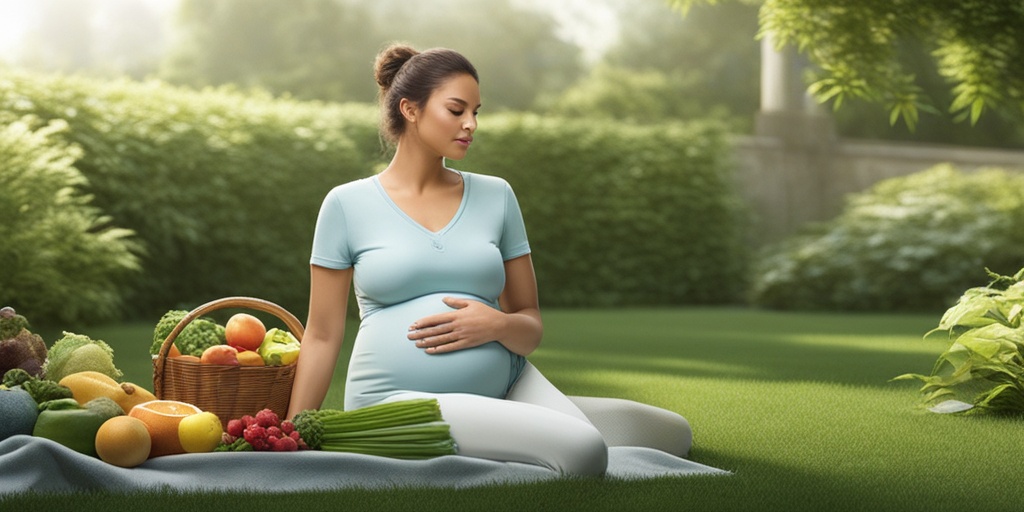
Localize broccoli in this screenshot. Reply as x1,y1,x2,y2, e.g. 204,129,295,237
0,306,29,339
0,307,47,378
4,368,75,404
150,309,226,357
43,332,123,383
22,378,74,404
2,368,33,388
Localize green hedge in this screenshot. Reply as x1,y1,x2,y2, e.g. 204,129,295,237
750,164,1024,312
0,71,747,322
459,114,748,307
0,117,140,325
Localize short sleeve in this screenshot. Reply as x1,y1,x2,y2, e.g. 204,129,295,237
499,182,531,261
310,189,353,269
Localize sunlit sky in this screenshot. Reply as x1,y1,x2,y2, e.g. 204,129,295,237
0,0,619,64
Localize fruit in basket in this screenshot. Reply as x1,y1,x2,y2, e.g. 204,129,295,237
258,328,301,366
129,400,202,457
95,416,152,467
200,345,239,365
59,371,157,413
225,313,267,352
236,350,265,366
178,411,223,453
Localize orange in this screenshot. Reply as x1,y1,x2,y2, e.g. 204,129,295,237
236,350,265,367
129,400,202,457
95,416,152,468
178,411,223,453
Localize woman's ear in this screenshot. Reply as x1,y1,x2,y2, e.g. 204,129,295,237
399,98,417,124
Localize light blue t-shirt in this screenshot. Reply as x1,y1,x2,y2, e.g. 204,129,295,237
310,170,531,409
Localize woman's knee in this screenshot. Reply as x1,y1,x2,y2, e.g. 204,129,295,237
568,396,693,457
557,422,608,477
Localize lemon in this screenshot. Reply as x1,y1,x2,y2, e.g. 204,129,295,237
177,411,223,453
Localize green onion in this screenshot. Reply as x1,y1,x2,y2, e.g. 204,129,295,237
293,398,458,459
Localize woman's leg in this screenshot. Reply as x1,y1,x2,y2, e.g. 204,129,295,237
567,395,693,457
384,389,607,476
505,363,693,457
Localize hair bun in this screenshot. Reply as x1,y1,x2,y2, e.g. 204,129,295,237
374,44,419,90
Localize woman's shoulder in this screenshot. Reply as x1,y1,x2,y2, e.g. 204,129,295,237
324,175,376,199
461,170,514,195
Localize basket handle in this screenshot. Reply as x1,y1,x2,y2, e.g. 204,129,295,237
153,296,305,395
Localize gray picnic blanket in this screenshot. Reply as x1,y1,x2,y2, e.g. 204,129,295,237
0,435,728,494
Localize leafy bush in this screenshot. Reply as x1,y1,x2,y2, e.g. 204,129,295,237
1,71,748,321
0,117,140,324
751,164,1024,312
895,268,1024,415
0,71,378,320
461,114,749,307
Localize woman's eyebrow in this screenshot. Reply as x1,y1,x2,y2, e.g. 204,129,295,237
447,98,482,108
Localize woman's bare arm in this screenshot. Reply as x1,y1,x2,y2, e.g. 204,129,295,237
286,265,353,418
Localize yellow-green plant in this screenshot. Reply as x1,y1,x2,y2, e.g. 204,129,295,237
896,268,1024,415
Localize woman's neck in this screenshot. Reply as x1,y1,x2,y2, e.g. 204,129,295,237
380,140,455,193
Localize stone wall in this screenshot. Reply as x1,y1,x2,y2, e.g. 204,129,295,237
732,131,1024,245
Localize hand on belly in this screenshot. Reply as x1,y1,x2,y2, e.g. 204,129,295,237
407,296,507,355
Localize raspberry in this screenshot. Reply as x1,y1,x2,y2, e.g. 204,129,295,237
240,414,256,427
226,419,245,438
273,436,298,452
255,409,279,428
267,426,282,439
280,420,295,435
243,424,266,445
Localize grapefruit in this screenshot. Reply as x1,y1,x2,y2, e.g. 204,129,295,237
129,400,202,457
95,416,152,467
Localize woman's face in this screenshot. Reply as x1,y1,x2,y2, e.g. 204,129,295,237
407,73,480,161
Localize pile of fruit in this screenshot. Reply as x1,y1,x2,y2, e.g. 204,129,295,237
0,306,307,468
1,304,456,470
151,311,301,367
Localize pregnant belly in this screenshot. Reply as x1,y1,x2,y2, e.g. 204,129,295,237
344,293,517,409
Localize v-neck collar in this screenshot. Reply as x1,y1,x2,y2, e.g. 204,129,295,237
372,170,470,237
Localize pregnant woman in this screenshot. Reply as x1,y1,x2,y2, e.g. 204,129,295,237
287,44,691,476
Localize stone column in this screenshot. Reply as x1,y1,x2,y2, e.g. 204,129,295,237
742,31,837,244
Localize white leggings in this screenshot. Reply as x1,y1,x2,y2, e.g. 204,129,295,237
385,363,692,476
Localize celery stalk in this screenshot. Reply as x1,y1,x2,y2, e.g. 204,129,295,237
293,398,458,458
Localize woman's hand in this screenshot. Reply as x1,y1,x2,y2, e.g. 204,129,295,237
407,297,505,354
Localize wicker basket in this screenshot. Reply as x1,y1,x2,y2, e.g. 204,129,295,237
152,296,305,427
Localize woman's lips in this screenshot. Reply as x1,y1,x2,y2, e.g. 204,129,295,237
456,137,473,147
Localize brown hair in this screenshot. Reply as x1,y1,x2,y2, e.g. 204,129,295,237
373,44,479,144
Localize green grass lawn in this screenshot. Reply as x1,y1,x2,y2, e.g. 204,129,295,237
9,308,1024,511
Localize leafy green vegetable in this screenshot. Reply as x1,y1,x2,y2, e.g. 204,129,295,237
293,398,457,459
895,267,1024,415
43,332,123,383
150,310,226,357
